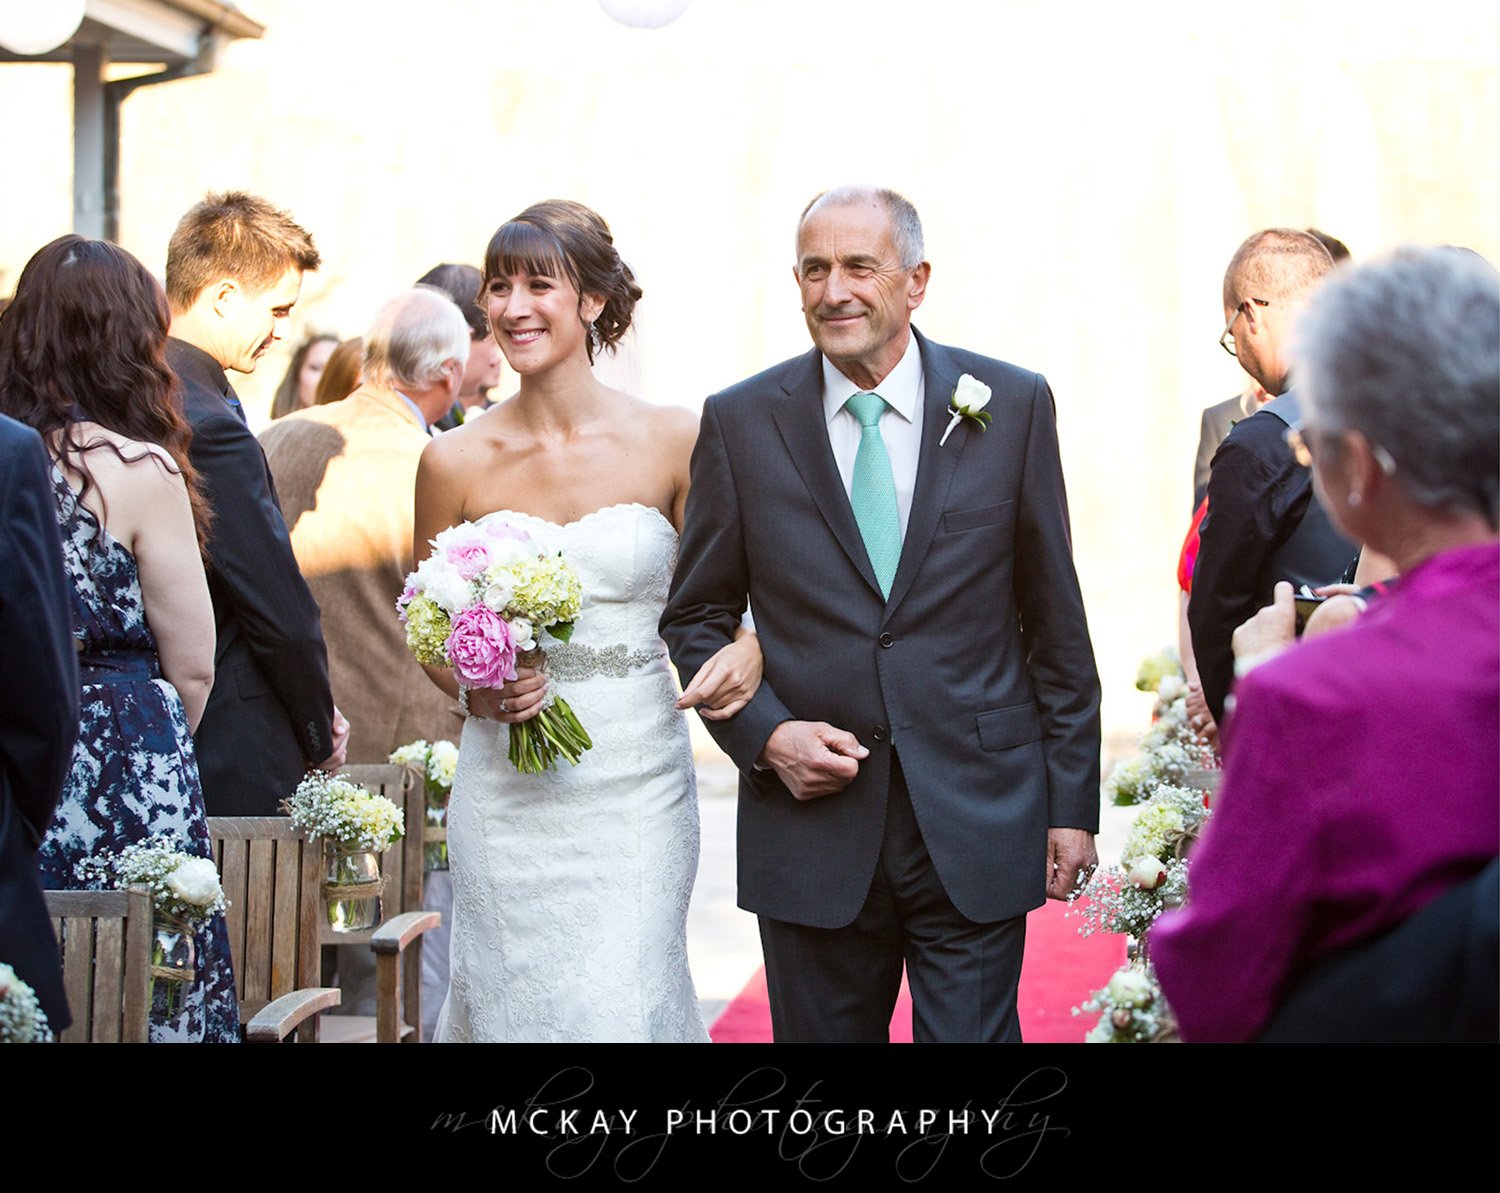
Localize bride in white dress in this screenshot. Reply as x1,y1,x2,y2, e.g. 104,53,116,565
414,200,761,1042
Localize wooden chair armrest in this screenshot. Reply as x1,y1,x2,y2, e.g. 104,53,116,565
370,910,441,955
245,987,342,1042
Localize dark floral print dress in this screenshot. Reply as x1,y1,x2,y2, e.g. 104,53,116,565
36,463,239,1042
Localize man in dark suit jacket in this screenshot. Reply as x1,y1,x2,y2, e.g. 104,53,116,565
164,191,348,815
1189,229,1354,724
661,187,1101,1042
0,414,79,1033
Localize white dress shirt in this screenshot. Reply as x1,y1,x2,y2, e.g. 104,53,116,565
821,332,925,540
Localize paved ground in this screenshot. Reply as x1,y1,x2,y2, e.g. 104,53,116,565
686,736,1139,1027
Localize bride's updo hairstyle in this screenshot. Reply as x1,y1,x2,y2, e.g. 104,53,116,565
480,200,642,363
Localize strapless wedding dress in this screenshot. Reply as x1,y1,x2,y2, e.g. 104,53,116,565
433,503,708,1042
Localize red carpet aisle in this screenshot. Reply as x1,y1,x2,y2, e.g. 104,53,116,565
709,900,1125,1042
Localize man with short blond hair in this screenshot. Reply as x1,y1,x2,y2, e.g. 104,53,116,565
166,190,347,815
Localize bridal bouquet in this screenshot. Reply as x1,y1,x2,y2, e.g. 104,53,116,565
398,519,592,774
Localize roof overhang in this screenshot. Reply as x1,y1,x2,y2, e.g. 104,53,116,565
0,0,262,67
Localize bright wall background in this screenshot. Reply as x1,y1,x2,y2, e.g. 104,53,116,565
3,0,1497,738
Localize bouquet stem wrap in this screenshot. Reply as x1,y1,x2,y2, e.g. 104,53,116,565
507,648,593,774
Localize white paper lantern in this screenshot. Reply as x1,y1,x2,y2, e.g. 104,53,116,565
0,0,85,55
596,0,692,30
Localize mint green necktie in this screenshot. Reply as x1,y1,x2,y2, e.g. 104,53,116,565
845,391,901,597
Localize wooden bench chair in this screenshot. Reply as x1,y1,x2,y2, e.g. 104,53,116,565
208,816,340,1042
319,762,441,1043
45,886,151,1043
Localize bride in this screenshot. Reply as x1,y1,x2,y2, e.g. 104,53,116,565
414,200,760,1042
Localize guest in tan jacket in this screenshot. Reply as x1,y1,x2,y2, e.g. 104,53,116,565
261,288,470,763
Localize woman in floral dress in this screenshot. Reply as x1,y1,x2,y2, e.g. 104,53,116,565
0,235,239,1042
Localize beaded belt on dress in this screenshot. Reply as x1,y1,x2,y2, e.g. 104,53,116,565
76,647,160,684
544,641,667,681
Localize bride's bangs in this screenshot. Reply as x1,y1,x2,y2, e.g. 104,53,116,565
485,220,576,291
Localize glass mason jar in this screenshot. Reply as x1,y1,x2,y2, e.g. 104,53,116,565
323,845,383,933
150,912,196,1017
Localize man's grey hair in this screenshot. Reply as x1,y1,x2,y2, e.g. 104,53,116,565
796,185,926,270
1290,245,1499,527
1222,228,1336,311
364,287,471,391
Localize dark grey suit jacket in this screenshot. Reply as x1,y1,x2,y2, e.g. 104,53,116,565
661,329,1101,928
168,338,333,815
0,414,78,1030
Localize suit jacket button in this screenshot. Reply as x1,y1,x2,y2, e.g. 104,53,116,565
871,726,887,742
878,633,894,648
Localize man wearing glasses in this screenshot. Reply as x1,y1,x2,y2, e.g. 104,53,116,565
1188,228,1356,725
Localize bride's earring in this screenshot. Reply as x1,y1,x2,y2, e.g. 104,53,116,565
587,320,602,354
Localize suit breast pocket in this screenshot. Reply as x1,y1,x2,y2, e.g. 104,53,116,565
976,703,1043,751
942,501,1012,535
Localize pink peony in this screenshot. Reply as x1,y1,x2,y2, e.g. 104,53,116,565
487,521,533,544
447,606,518,688
447,543,491,581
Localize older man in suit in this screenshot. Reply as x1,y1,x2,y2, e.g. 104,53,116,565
0,413,79,1035
260,288,468,765
661,186,1101,1042
165,191,349,815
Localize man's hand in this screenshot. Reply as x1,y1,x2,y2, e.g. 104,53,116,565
1185,680,1219,750
1046,827,1098,900
316,705,350,772
759,720,868,801
1232,580,1296,671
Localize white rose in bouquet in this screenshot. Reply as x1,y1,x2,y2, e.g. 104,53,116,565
1106,968,1156,1007
1127,856,1168,890
165,856,224,906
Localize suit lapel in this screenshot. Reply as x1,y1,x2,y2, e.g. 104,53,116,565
883,329,965,618
770,351,884,598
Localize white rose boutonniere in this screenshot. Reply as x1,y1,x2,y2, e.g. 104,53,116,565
940,373,992,446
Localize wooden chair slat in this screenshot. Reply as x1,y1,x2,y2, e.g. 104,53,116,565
219,836,249,995
91,913,126,1043
59,914,94,1043
272,833,302,1000
244,837,277,1002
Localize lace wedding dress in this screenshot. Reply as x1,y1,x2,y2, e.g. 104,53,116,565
433,503,709,1042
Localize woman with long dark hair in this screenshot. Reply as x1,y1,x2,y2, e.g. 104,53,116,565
0,234,240,1042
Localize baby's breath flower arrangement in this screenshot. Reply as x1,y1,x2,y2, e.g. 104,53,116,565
74,834,228,924
1105,658,1216,807
0,963,52,1043
285,772,404,932
391,738,458,870
1069,783,1208,941
75,834,228,1013
398,519,592,774
1076,964,1178,1043
282,773,404,853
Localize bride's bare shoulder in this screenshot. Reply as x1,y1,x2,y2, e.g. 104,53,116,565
421,408,519,473
637,400,699,449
